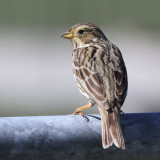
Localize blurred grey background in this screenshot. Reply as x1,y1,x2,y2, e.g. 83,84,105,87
0,0,160,116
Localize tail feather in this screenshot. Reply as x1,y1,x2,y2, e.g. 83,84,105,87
98,106,125,149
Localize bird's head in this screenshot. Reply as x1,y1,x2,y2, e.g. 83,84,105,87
61,23,107,48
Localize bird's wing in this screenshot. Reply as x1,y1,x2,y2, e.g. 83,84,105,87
111,44,128,109
73,44,127,110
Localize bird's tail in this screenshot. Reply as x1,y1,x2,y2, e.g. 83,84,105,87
98,106,125,149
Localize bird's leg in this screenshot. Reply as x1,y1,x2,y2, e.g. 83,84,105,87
72,103,94,117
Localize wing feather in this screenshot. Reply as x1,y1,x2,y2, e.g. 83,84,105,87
112,45,128,108
72,43,127,110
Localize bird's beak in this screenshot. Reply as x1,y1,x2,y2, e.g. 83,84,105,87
61,31,73,39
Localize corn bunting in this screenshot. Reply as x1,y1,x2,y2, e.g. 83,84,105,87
61,23,128,149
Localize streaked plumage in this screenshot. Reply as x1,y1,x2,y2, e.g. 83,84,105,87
61,23,128,149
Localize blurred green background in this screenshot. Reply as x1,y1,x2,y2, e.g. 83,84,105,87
0,0,160,116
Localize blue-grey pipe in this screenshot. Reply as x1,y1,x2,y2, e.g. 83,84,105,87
0,113,160,160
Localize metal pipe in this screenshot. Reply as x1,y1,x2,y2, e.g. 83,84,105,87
0,113,160,160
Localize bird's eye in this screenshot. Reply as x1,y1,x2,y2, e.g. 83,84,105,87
78,30,85,34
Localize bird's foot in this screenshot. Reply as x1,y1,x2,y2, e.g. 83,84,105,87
70,104,93,122
71,110,89,122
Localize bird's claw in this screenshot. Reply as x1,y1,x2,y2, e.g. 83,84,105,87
71,111,89,122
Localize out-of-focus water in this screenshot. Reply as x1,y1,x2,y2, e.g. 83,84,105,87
0,28,159,116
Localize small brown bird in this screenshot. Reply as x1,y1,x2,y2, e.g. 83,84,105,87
61,23,128,149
